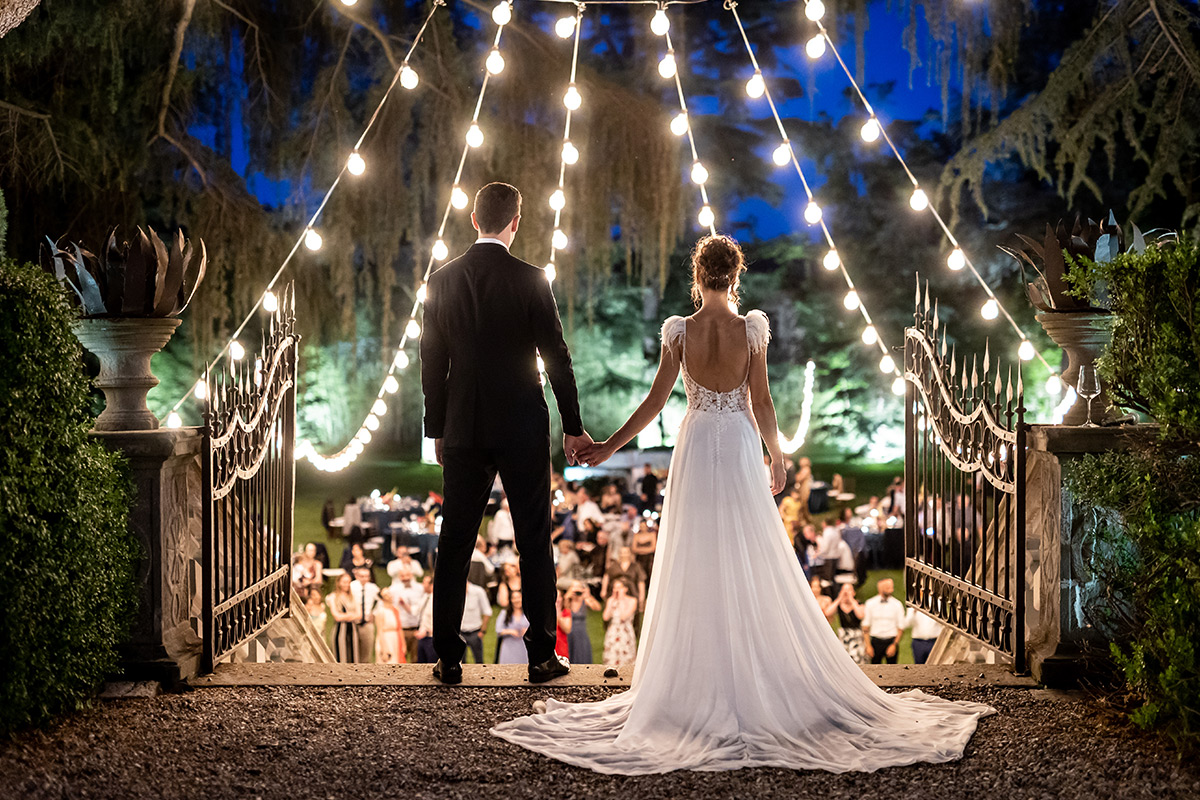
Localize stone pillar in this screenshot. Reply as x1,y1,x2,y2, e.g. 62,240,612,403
1024,424,1154,687
92,428,204,685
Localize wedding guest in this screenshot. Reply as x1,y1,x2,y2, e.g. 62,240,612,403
564,579,601,664
639,463,660,512
554,538,584,584
602,579,638,667
555,590,571,658
488,496,515,552
386,549,424,581
575,487,605,531
581,522,609,576
468,536,496,590
414,575,437,664
779,486,805,533
496,590,531,664
321,498,338,538
391,565,425,663
291,542,324,594
599,483,623,514
631,519,657,579
304,587,327,633
339,541,373,574
810,576,833,616
496,560,522,609
374,586,404,664
602,546,647,612
461,580,492,664
350,565,381,663
326,573,360,663
831,583,866,663
863,578,906,665
906,608,944,665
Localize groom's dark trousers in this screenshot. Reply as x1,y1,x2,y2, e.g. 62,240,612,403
420,242,583,667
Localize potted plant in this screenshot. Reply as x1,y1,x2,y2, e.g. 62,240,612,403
41,227,206,431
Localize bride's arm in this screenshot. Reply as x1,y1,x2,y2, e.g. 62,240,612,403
748,348,786,492
588,344,681,463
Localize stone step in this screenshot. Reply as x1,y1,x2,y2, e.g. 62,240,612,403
190,662,1037,689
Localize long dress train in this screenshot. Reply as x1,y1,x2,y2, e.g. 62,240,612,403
491,311,994,775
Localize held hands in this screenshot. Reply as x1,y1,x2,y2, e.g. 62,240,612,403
578,439,617,467
563,430,595,466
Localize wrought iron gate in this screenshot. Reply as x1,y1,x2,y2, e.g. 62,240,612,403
903,282,1026,671
201,285,298,672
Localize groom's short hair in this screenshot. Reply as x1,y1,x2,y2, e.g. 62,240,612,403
474,182,522,234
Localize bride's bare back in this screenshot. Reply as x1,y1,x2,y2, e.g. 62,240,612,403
680,313,750,393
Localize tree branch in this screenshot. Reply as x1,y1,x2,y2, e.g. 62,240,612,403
1148,0,1200,84
151,0,207,185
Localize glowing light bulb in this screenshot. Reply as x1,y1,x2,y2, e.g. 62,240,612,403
555,16,576,38
862,326,879,345
746,72,766,99
651,7,670,36
544,263,557,282
372,399,387,416
339,0,358,6
358,429,372,444
451,186,469,210
491,1,512,26
1019,340,1036,361
1046,375,1062,395
432,239,449,261
347,152,366,176
909,188,929,211
805,0,826,22
383,375,399,394
670,112,689,137
981,298,999,320
406,319,421,339
549,189,566,211
400,65,419,90
880,354,896,374
658,52,677,79
691,161,708,185
552,229,568,250
486,48,505,75
822,249,840,271
947,247,965,271
193,380,208,400
772,142,792,166
229,340,245,361
843,290,860,310
804,201,823,224
465,123,484,148
394,351,410,370
262,290,278,313
805,34,826,59
860,117,881,143
166,411,182,428
304,228,322,251
562,141,579,165
365,414,380,431
698,205,715,228
563,84,582,111
416,283,427,303
892,376,906,395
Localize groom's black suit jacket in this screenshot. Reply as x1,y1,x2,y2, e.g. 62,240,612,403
420,242,583,448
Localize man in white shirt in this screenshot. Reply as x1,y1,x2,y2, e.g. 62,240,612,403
575,487,604,531
415,575,437,663
905,607,944,664
390,565,426,664
460,581,492,664
350,566,381,662
386,550,424,581
862,577,906,664
487,497,515,551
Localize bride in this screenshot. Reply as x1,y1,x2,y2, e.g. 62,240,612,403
490,234,994,774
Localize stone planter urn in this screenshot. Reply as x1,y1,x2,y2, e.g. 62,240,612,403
72,317,182,431
1036,310,1114,426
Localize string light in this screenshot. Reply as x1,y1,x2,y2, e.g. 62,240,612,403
909,188,929,211
552,229,568,250
981,298,1000,320
229,340,245,361
822,249,840,270
690,161,709,185
658,51,677,79
371,399,387,416
772,141,792,166
486,48,506,75
892,376,906,395
304,228,323,251
491,1,512,26
843,290,860,310
357,428,372,444
805,34,826,59
670,112,689,137
346,152,366,176
451,186,469,210
746,71,766,99
549,189,566,211
193,380,208,400
394,351,410,370
1045,374,1063,395
544,263,557,282
339,0,358,6
465,123,484,148
880,354,896,374
862,325,879,345
860,117,881,143
383,375,399,394
432,239,448,261
365,414,380,432
651,6,670,36
805,0,826,21
947,247,965,271
1018,339,1036,361
166,411,183,428
400,64,419,90
555,16,576,38
563,84,582,110
803,201,822,224
405,319,421,339
698,204,715,228
262,290,279,313
416,283,427,303
562,141,579,165
777,360,817,454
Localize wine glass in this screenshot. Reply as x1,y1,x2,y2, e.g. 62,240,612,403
1077,364,1100,427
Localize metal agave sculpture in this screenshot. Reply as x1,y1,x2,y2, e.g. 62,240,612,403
40,227,207,317
998,212,1143,312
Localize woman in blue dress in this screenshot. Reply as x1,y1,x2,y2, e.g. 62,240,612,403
496,589,530,664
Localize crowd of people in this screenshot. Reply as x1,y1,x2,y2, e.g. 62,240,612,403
292,461,942,666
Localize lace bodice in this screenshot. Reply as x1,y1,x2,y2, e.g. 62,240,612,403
662,311,770,415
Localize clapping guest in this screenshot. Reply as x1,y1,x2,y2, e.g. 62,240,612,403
374,587,404,664
564,579,601,664
602,546,647,613
386,549,424,581
496,590,531,664
862,578,905,665
602,579,638,667
351,565,381,663
326,573,360,663
831,583,866,663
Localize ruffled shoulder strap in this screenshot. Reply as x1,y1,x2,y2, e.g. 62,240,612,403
745,309,771,354
661,315,687,355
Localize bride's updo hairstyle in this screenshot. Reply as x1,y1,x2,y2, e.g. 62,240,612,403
690,234,746,308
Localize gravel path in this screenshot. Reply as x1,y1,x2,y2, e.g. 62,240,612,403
1,685,1196,799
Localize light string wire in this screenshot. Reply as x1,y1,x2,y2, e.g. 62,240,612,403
798,0,1061,392
725,1,904,391
164,0,447,426
778,360,817,454
661,27,717,236
543,2,588,280
298,2,515,470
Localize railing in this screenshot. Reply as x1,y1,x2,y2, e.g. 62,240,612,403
201,284,298,673
903,280,1026,672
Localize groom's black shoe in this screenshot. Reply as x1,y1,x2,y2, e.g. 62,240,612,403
433,659,463,685
528,654,571,684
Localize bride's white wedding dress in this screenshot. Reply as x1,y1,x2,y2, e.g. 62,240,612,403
491,311,994,775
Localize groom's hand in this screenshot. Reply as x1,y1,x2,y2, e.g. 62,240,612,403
563,431,594,466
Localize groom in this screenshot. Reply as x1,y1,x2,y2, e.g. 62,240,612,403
420,182,593,684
